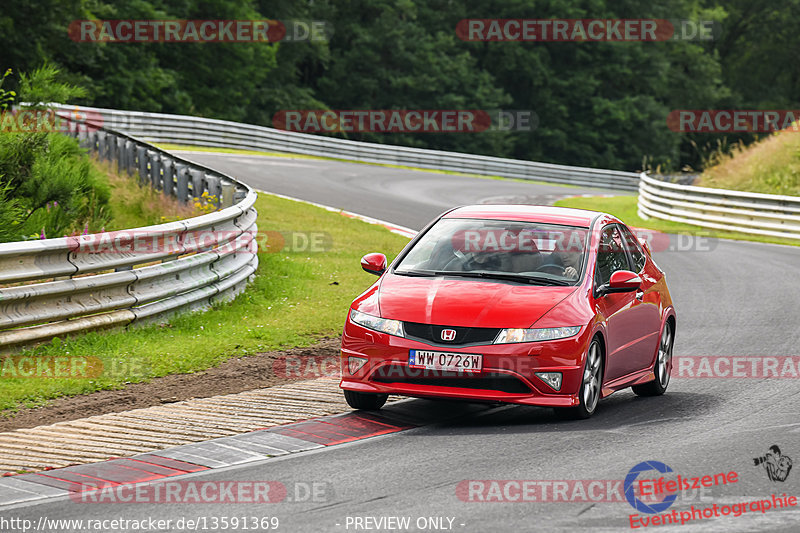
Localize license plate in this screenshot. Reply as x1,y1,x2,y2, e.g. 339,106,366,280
409,350,482,373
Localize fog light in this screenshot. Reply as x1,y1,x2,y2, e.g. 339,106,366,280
348,356,368,375
535,372,562,391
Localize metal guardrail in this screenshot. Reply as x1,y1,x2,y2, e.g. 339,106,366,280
638,172,800,240
50,105,641,191
0,112,259,350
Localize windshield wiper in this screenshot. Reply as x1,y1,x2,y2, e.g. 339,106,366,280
395,270,570,286
393,270,437,277
444,271,571,285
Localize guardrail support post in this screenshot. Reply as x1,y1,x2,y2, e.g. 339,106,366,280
89,131,98,154
175,163,189,203
97,132,106,161
148,151,161,190
77,125,88,149
190,169,205,201
162,157,174,197
116,137,125,174
220,182,235,208
105,133,114,162
206,175,221,207
137,147,148,185
125,141,134,175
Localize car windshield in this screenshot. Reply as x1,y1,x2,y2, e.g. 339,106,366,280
395,218,589,285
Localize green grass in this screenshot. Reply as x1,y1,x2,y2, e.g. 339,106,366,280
0,193,411,413
97,158,200,230
553,195,800,247
154,142,584,188
696,130,800,196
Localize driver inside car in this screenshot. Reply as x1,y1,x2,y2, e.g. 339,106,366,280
552,251,580,279
547,236,583,280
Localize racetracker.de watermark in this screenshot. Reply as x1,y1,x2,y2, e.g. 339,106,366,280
632,229,718,253
0,355,148,379
668,110,800,133
456,19,719,42
277,355,800,384
70,480,331,504
272,110,536,133
68,19,332,43
456,479,713,503
673,356,800,379
0,109,103,133
273,355,340,379
71,230,331,255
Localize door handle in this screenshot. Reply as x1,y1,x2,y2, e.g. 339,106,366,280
635,291,644,301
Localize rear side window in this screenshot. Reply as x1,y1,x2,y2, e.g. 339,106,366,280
595,225,630,286
619,226,647,273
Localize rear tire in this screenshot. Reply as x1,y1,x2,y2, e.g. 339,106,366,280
343,389,388,410
554,337,603,420
633,321,674,397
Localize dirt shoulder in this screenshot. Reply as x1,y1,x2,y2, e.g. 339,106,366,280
0,338,341,432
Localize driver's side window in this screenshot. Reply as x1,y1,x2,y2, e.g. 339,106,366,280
595,225,630,287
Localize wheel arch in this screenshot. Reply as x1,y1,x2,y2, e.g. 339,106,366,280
590,329,607,386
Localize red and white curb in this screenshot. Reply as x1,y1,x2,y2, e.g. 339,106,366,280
0,409,411,507
0,400,494,509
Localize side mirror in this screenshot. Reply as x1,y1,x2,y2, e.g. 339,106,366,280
360,253,387,276
598,270,641,296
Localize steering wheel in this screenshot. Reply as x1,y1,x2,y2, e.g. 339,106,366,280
441,249,471,271
536,263,566,275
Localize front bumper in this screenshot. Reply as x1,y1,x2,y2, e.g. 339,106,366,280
340,321,590,407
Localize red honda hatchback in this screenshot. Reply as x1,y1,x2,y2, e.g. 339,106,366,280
340,205,676,419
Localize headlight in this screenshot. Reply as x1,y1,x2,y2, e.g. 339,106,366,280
349,310,405,337
494,326,581,344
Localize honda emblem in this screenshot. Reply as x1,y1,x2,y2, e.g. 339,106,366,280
441,329,456,341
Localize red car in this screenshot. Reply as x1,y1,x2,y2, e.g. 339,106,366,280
340,205,676,419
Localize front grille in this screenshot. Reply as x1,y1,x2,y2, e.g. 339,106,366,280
403,322,500,346
372,365,530,394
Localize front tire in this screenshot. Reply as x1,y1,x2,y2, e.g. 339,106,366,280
632,321,674,397
343,389,388,410
554,337,603,420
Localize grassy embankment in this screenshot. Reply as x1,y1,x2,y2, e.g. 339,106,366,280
556,129,800,247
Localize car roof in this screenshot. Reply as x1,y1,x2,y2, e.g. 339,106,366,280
443,204,606,228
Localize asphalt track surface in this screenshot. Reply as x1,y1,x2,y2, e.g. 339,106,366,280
6,154,800,532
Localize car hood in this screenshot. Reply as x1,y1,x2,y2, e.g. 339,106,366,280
375,273,577,328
